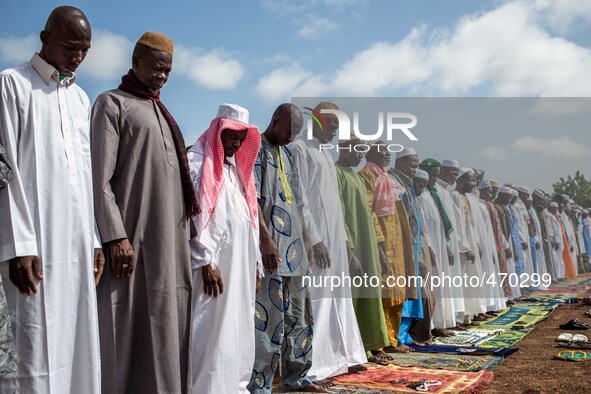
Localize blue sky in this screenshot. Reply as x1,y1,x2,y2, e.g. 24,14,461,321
1,0,591,191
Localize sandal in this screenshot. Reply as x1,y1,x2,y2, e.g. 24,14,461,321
559,319,591,330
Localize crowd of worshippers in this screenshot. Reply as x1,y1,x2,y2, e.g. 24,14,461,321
2,6,591,394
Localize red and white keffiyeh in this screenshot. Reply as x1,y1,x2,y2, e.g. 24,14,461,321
193,109,260,230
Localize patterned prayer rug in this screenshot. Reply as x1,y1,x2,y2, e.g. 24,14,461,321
431,330,502,346
408,344,518,357
328,363,494,393
387,353,503,372
477,328,533,349
476,306,555,329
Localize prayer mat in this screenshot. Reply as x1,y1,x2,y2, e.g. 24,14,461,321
386,352,503,372
409,344,518,358
431,330,501,346
475,305,555,329
329,363,494,393
554,350,591,362
477,328,533,349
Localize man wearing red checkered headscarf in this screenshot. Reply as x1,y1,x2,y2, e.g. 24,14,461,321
188,104,262,394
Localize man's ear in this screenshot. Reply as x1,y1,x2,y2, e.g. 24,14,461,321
40,30,49,46
132,55,140,69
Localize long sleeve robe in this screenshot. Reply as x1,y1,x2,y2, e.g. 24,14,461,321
290,138,366,380
188,147,260,394
92,89,192,394
0,56,100,393
336,164,389,351
416,192,456,328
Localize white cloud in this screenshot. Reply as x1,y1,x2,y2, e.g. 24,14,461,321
257,0,591,98
479,146,511,160
511,135,589,159
296,17,337,39
532,0,591,33
78,30,132,80
255,65,315,102
0,34,38,64
480,135,590,161
175,46,244,90
332,1,591,96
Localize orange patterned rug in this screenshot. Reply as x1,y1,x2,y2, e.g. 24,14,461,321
329,363,493,393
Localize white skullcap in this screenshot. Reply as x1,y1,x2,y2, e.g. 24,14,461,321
458,167,473,178
549,202,558,208
583,209,589,214
517,186,530,195
415,169,429,180
441,159,459,168
512,189,519,197
216,103,250,124
499,186,513,195
396,147,417,160
533,189,545,198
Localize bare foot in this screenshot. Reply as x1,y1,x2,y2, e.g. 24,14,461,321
301,382,328,392
384,345,413,353
452,325,468,331
371,350,393,360
472,315,486,322
313,379,333,388
348,364,367,373
432,328,455,337
411,340,424,346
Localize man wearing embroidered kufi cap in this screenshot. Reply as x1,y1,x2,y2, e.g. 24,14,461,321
92,31,196,393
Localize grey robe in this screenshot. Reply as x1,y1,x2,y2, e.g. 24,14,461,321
91,89,192,394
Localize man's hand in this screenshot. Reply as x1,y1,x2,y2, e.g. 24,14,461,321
313,242,331,269
347,245,363,277
505,248,512,260
429,246,436,267
109,238,135,278
94,248,105,286
535,241,541,250
465,250,476,264
447,245,454,266
260,234,280,273
9,255,43,295
554,243,560,251
521,242,528,251
256,274,262,293
379,243,388,274
202,265,224,297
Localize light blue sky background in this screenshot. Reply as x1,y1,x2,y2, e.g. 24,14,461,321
1,0,590,191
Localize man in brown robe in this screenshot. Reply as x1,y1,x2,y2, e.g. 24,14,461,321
91,32,195,394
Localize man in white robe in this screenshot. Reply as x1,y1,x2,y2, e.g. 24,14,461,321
417,161,456,333
290,102,366,382
188,104,262,394
518,187,550,291
451,169,487,323
474,181,506,311
435,159,465,327
0,7,101,393
548,202,566,280
512,189,535,286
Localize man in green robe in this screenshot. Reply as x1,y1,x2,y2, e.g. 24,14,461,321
335,138,390,363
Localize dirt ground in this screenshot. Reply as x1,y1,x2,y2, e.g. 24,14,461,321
483,303,591,394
